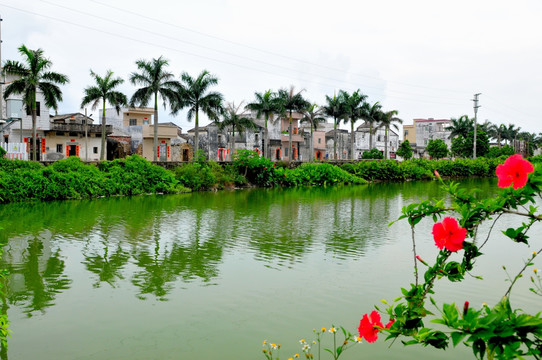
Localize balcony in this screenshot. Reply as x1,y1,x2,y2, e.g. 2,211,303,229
142,124,179,138
49,123,112,134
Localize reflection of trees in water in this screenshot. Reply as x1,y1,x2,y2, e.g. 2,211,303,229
2,237,71,317
82,244,130,288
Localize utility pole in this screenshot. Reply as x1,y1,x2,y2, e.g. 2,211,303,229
472,93,481,158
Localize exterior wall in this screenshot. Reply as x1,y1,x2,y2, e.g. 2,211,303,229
354,128,399,159
403,124,416,144
142,138,172,162
414,119,452,154
44,133,103,161
325,131,349,160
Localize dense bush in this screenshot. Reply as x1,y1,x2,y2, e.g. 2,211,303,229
361,148,383,160
487,145,514,158
275,163,366,186
0,155,185,203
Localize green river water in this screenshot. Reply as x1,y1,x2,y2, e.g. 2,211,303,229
0,179,540,359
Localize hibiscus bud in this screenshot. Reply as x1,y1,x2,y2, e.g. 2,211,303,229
463,301,469,316
434,170,440,179
416,255,428,265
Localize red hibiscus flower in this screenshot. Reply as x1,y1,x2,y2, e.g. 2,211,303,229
432,217,467,252
496,154,534,190
358,311,394,343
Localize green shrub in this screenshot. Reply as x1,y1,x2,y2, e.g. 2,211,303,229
361,148,383,159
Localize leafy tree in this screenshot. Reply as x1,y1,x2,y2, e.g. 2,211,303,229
173,70,224,157
446,115,473,139
129,56,180,161
81,70,127,160
377,109,402,159
451,136,467,158
245,90,281,159
300,103,326,162
361,101,382,150
426,139,448,159
217,101,258,153
3,45,69,161
276,86,309,161
487,145,514,158
464,129,490,158
339,89,368,160
396,139,413,160
361,148,383,159
322,93,346,160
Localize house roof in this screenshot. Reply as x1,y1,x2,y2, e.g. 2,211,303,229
413,118,450,123
51,113,95,123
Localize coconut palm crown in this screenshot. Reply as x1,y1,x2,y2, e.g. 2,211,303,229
245,89,281,159
129,56,180,161
81,70,127,160
3,45,69,161
276,86,309,161
339,89,368,160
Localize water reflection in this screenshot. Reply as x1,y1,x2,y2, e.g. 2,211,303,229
0,180,490,308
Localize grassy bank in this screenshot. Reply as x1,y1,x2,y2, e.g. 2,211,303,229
1,151,510,203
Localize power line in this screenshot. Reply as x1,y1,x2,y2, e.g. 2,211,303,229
1,2,469,109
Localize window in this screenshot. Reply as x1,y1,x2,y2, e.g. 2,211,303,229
142,120,149,125
93,147,98,154
255,134,259,142
285,148,289,156
318,138,321,144
129,118,137,126
218,135,222,142
56,144,62,153
404,130,409,136
26,102,40,116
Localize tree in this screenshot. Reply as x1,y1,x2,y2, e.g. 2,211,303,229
339,89,368,160
174,70,224,158
446,115,473,139
451,136,466,158
361,101,382,150
322,93,345,160
377,109,402,159
81,70,127,160
245,90,281,159
396,139,413,160
464,129,489,157
217,101,257,154
3,45,69,161
276,86,309,161
129,56,180,161
300,103,326,162
361,148,383,159
426,139,448,159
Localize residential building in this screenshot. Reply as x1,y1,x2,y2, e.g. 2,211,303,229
413,118,452,157
353,122,400,159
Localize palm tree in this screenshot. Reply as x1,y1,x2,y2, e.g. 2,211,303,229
245,89,280,159
360,101,382,150
129,56,180,161
446,115,473,139
276,86,309,161
81,70,127,160
377,109,402,159
3,45,69,161
300,103,326,162
321,93,345,160
339,89,368,160
502,124,521,147
218,101,258,155
173,70,224,158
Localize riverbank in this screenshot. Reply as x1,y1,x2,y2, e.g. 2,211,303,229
0,150,521,203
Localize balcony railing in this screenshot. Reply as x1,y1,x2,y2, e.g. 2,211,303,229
50,123,112,134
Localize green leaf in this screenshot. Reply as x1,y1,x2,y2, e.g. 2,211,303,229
451,332,467,347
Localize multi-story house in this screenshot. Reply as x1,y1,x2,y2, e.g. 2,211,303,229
104,107,182,161
352,122,400,159
413,118,452,157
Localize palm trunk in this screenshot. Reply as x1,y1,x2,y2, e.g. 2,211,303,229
498,134,501,148
232,125,236,154
288,110,292,161
194,106,199,160
384,126,389,159
351,121,355,160
100,100,106,161
333,116,337,160
310,124,314,162
153,92,158,162
369,123,373,150
31,108,37,161
264,113,269,159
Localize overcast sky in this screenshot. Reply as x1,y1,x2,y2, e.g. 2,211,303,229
1,0,541,135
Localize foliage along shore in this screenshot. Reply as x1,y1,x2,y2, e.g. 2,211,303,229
3,150,542,204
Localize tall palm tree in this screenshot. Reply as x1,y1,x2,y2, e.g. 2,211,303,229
446,115,473,139
339,89,368,160
502,123,521,147
218,101,257,154
276,86,309,161
81,70,127,160
300,103,326,162
377,109,402,159
245,89,280,159
3,45,69,161
129,56,180,161
360,101,382,150
321,93,345,160
173,70,224,158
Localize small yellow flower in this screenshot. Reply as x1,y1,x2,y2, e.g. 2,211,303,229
271,343,277,350
533,251,537,256
355,336,362,343
289,358,293,360
329,327,337,333
321,327,326,332
295,354,300,358
312,340,316,344
299,338,305,344
534,268,538,274
482,302,487,306
263,340,267,346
